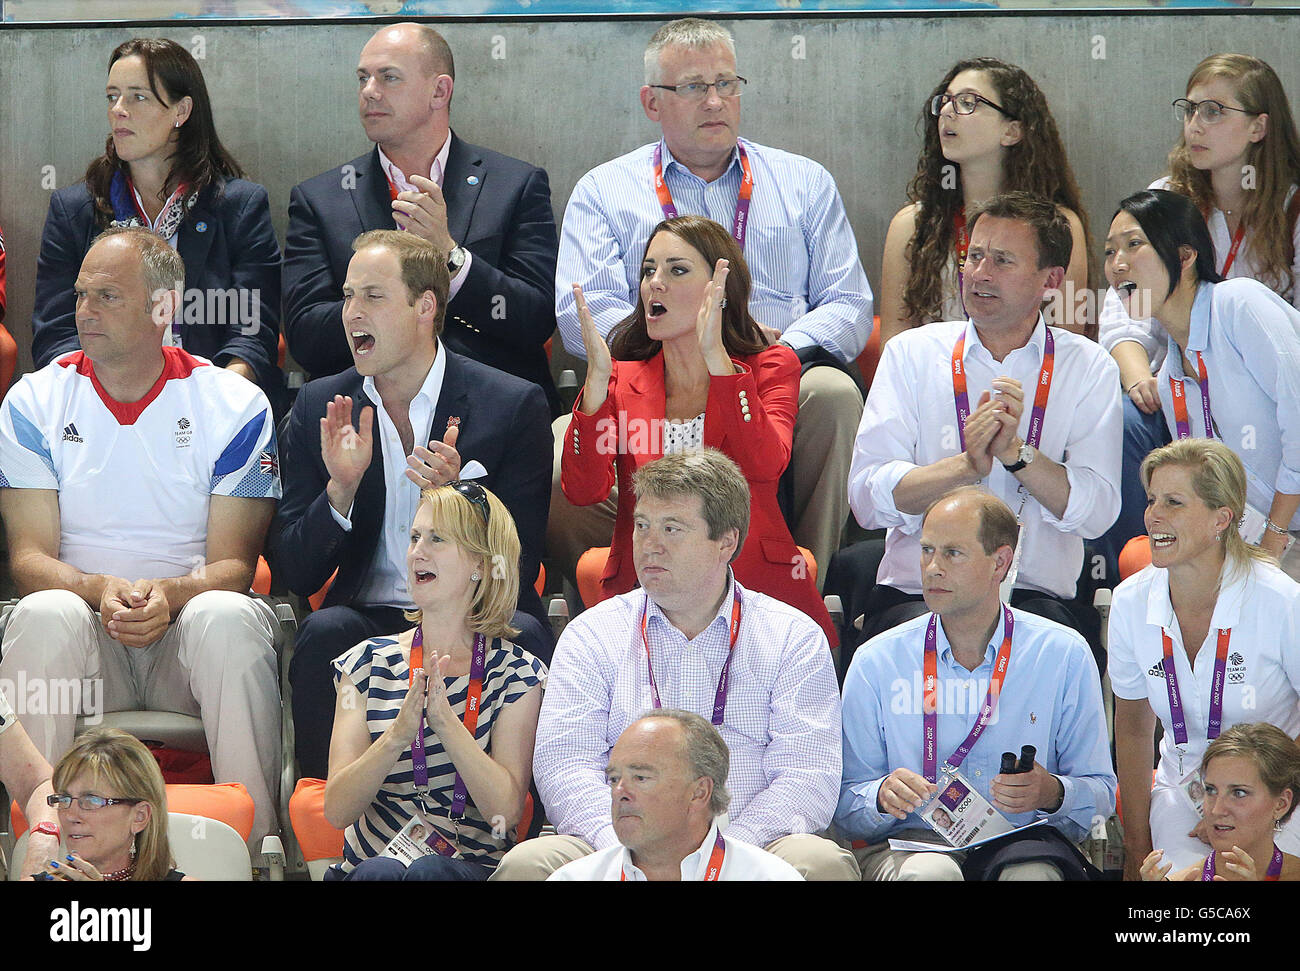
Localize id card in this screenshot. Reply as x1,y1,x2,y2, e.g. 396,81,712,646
1239,504,1294,553
920,767,1015,848
1178,767,1206,818
379,813,462,865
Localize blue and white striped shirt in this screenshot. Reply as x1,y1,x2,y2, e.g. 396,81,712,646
330,634,546,873
555,137,873,362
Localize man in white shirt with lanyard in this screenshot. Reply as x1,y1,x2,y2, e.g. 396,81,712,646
848,191,1121,661
549,709,803,881
0,227,282,855
493,449,857,880
550,16,873,591
836,488,1115,880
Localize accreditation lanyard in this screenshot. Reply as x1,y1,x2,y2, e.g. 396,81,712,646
409,625,487,825
641,588,742,726
1169,351,1216,441
1159,627,1231,773
951,328,1055,452
922,605,1014,784
1201,844,1283,881
1219,222,1247,277
621,831,726,881
652,142,754,251
953,209,970,317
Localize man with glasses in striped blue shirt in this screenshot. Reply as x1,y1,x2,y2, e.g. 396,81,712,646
551,17,873,593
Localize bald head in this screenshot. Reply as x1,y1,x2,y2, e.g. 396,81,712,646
367,22,455,80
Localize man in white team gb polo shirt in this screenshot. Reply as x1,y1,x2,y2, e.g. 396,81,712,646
0,227,282,855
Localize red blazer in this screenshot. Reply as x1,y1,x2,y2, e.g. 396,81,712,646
561,345,836,645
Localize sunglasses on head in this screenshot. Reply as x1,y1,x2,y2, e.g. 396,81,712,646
447,480,490,525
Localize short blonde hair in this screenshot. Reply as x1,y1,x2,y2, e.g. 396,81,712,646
1140,438,1274,579
404,484,521,640
52,729,174,881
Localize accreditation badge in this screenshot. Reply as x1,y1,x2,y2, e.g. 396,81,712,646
380,813,463,864
1177,766,1207,818
920,767,1016,848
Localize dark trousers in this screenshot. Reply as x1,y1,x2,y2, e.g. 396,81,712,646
289,603,554,779
325,854,493,881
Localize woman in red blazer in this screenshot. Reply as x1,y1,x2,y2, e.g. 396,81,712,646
562,215,836,645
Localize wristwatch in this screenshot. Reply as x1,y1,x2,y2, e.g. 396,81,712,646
32,821,60,838
1002,442,1035,474
446,245,467,276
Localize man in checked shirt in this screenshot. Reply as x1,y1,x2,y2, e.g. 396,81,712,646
492,449,857,880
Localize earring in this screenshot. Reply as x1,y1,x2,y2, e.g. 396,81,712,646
1216,531,1224,542
173,121,181,129
470,572,481,582
130,835,138,858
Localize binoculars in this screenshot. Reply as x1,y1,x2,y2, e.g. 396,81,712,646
999,745,1036,775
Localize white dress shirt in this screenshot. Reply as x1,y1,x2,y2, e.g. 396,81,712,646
1107,558,1300,866
533,574,841,850
547,820,804,881
377,137,471,302
848,316,1121,599
1154,279,1300,526
1098,178,1300,370
555,137,873,362
329,342,448,607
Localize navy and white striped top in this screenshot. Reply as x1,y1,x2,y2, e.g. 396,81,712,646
331,633,547,873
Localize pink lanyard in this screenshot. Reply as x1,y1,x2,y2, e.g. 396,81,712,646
641,588,742,726
652,142,754,251
922,606,1014,784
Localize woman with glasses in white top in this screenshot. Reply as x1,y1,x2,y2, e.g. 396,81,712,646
1098,55,1300,575
878,57,1092,347
1108,439,1300,880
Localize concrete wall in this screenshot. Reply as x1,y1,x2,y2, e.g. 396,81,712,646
1,14,1295,378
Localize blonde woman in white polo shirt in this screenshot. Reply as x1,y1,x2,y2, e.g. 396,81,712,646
1108,438,1300,880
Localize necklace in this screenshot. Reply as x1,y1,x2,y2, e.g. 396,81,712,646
102,860,137,881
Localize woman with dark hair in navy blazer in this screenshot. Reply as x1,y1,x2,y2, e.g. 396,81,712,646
32,38,282,406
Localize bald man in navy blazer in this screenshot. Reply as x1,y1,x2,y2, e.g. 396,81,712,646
283,21,560,415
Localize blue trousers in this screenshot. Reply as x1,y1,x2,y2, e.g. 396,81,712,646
328,854,493,881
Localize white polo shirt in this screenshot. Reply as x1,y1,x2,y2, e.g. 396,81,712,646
547,821,803,881
1108,558,1300,790
0,348,280,580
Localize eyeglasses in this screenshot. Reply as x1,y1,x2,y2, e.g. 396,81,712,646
648,76,747,102
1172,98,1258,125
48,793,143,811
930,92,1018,120
448,480,490,525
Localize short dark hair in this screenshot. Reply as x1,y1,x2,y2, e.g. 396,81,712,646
632,450,750,563
924,487,1020,556
352,230,449,334
968,190,1072,271
1113,189,1223,299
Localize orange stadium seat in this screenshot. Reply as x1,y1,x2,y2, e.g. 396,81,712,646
1118,536,1153,581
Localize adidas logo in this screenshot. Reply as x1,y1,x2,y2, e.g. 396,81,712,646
1147,659,1166,678
62,423,83,444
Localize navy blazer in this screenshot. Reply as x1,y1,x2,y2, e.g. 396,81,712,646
282,136,561,415
32,177,283,398
267,345,550,630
